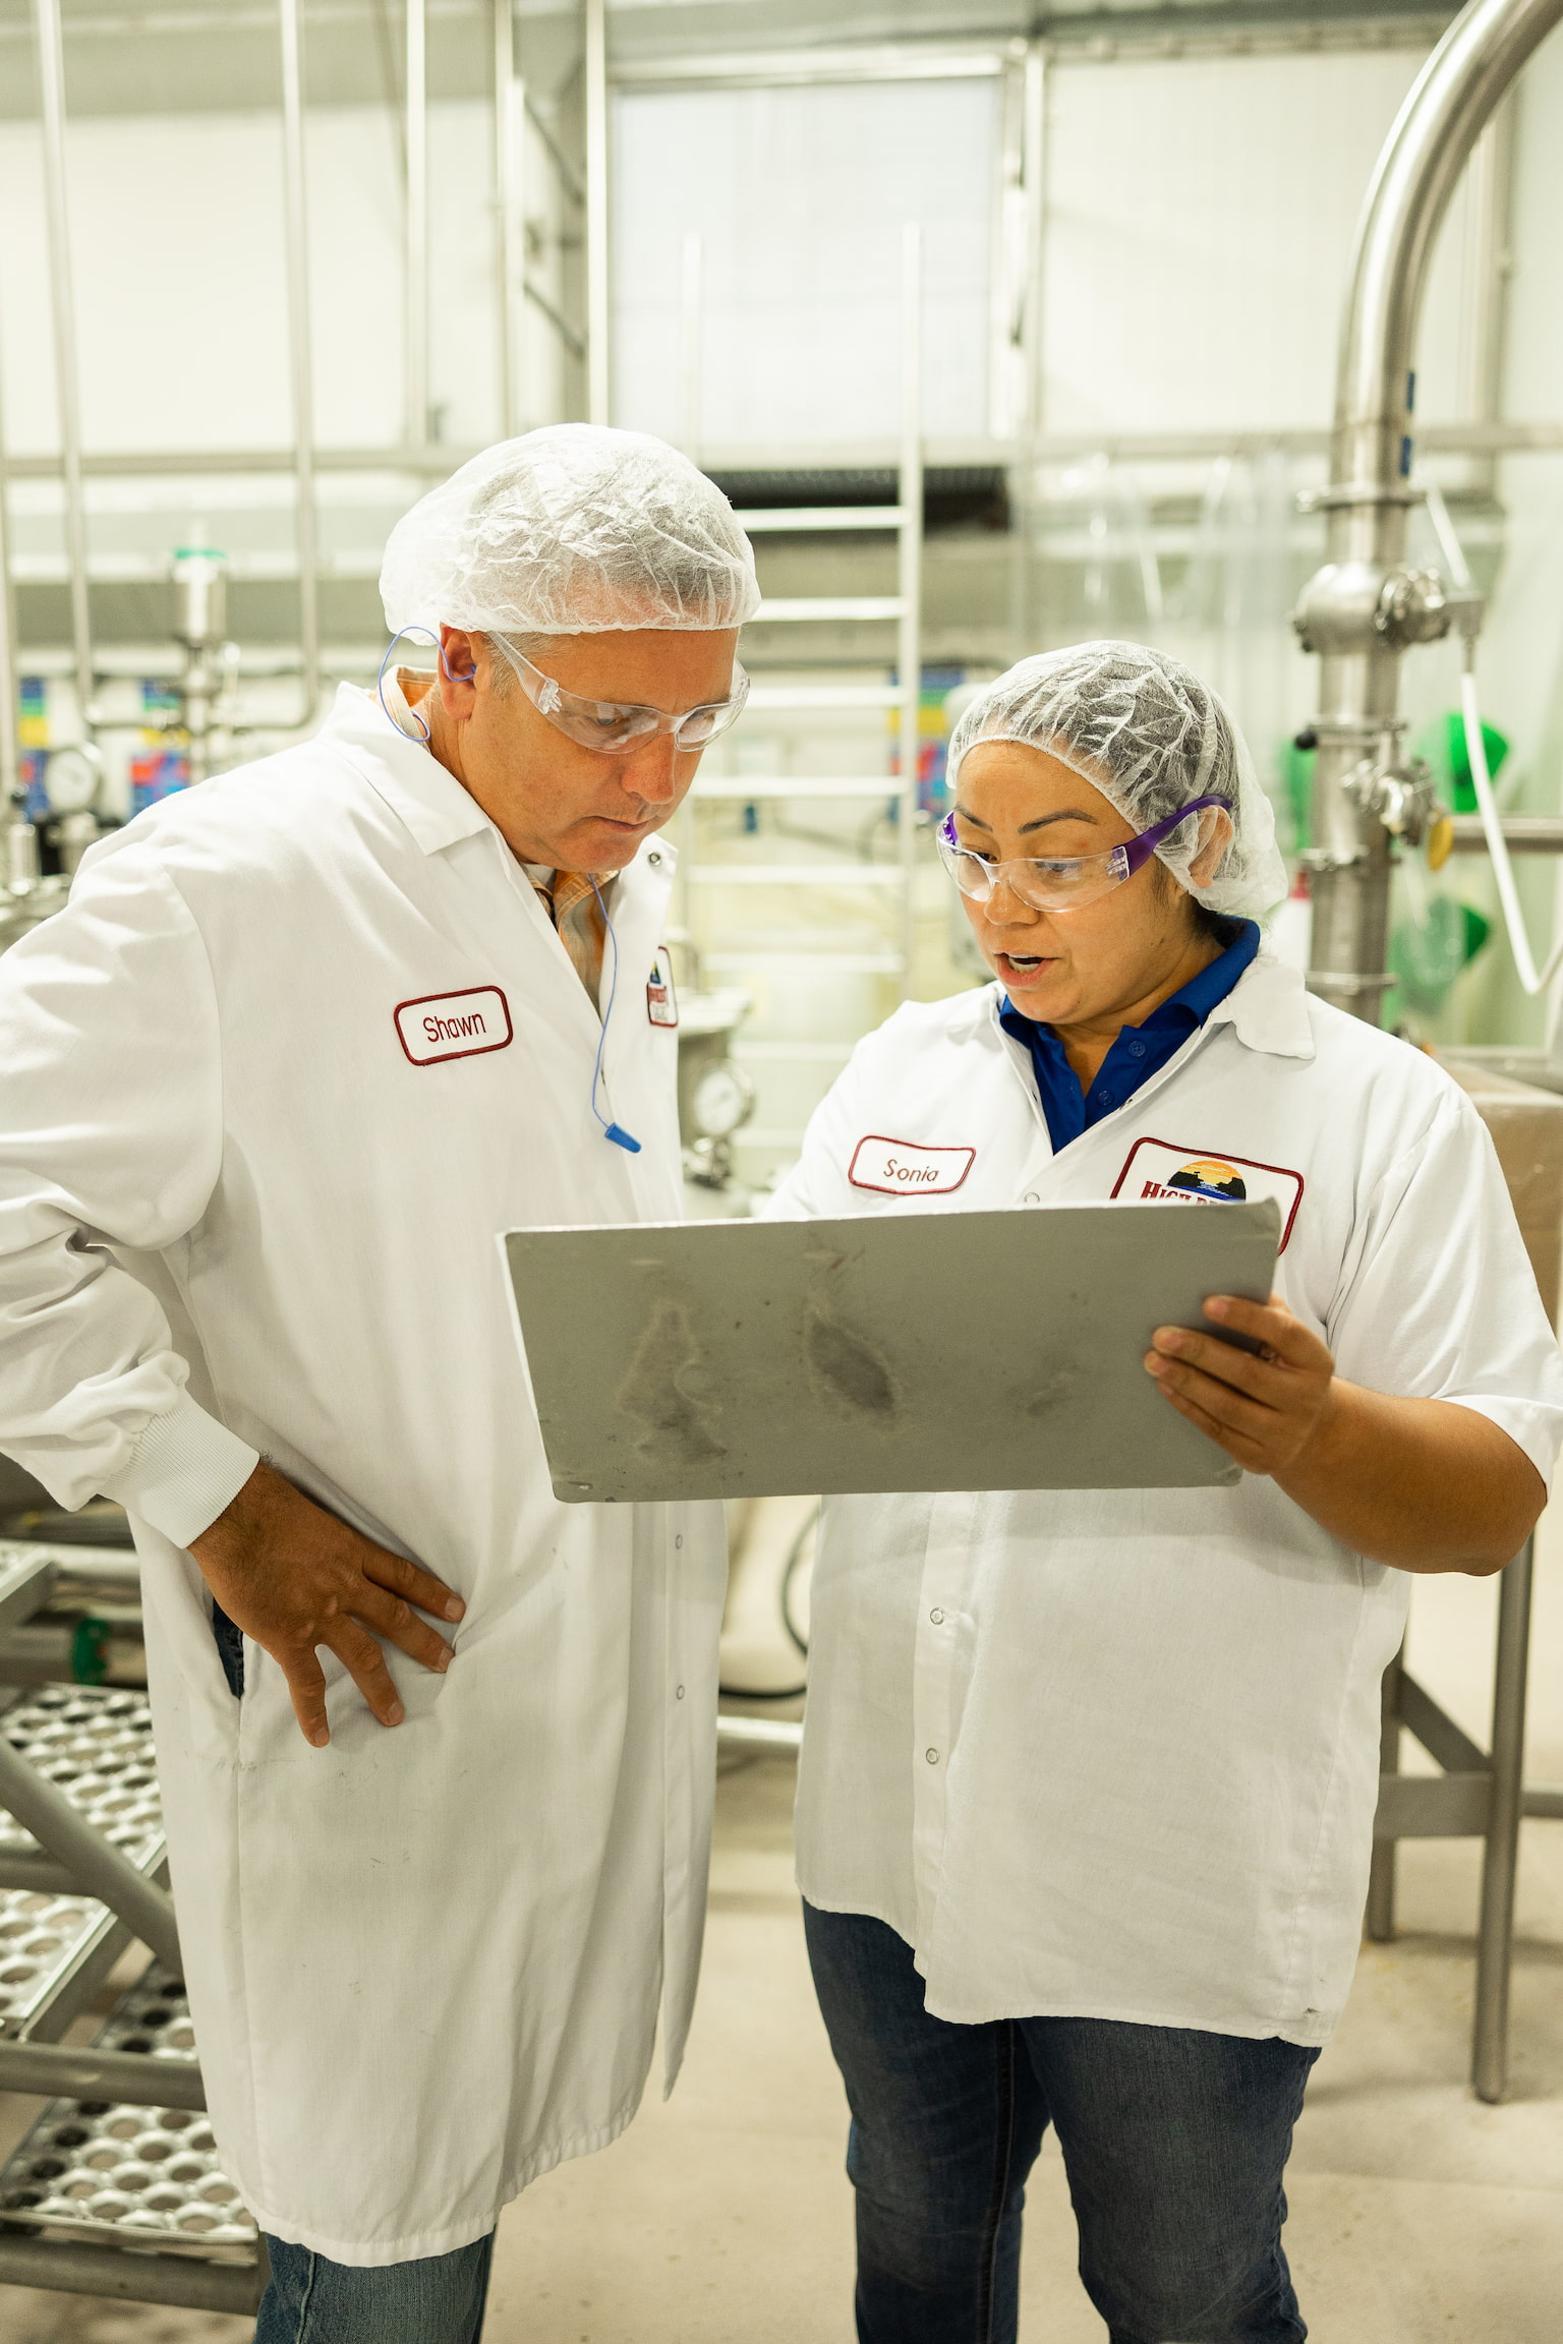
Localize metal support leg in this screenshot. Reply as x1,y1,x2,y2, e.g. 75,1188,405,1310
0,1732,180,1971
1473,1536,1533,2103
1367,1637,1405,1940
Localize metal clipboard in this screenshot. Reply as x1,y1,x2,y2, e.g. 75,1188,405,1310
503,1198,1282,1504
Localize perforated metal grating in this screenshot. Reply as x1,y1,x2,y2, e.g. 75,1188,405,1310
0,1966,256,2260
0,1686,164,2033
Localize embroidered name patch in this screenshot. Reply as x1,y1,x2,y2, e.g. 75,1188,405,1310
849,1136,976,1197
1110,1137,1303,1252
647,949,679,1029
394,986,514,1066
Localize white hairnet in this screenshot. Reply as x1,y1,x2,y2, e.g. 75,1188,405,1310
947,640,1288,921
380,424,761,639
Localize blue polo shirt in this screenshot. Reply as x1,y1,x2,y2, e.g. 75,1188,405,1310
998,919,1261,1154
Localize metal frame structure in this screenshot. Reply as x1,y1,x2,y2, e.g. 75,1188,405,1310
1291,0,1563,2102
0,1547,264,2313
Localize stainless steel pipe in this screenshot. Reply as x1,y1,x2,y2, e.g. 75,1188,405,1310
279,0,322,728
406,0,430,446
0,294,20,804
584,0,610,423
1298,0,1563,1019
494,0,522,437
31,0,95,743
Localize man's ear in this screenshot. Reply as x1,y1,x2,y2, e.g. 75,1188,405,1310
437,626,480,712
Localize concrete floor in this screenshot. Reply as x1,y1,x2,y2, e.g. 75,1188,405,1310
3,1534,1563,2342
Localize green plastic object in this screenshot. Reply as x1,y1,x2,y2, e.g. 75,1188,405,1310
71,1617,110,1686
1420,710,1510,814
1279,737,1314,857
1388,895,1493,1009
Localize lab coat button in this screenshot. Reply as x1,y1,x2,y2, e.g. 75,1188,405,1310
929,1607,945,1625
674,1535,684,1551
1022,1190,1040,1205
925,1747,940,1766
675,1685,686,1701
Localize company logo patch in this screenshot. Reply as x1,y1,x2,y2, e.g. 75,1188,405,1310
1110,1137,1303,1251
394,986,513,1066
647,949,679,1029
849,1136,976,1197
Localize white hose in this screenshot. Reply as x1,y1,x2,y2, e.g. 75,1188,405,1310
1462,658,1563,996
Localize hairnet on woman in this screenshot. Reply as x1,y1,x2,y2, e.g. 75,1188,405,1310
765,637,1561,2344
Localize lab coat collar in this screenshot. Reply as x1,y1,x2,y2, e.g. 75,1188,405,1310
1203,950,1316,1062
318,685,681,896
320,682,497,856
977,948,1315,1065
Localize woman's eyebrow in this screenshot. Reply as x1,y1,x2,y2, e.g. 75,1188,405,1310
953,802,1101,836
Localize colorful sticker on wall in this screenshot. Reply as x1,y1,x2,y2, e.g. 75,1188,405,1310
131,681,190,816
888,664,966,816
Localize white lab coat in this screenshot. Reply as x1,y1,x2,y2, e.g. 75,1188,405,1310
0,686,726,2263
766,956,1563,2045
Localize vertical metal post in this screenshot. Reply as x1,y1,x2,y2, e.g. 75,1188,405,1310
584,0,611,424
494,0,521,438
279,0,322,729
32,0,94,741
897,221,924,998
1473,1537,1534,2102
1366,1641,1405,1940
0,289,21,804
406,0,430,446
1465,94,1519,502
679,233,704,459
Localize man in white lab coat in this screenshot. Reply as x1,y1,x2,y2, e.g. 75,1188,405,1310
0,426,759,2339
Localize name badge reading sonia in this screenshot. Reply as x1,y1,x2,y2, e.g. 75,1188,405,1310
394,986,514,1066
1111,1136,1303,1251
849,1136,976,1196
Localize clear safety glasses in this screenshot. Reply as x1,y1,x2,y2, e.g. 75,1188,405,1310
492,634,750,757
935,795,1228,915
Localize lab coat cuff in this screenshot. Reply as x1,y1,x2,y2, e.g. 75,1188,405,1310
101,1393,260,1551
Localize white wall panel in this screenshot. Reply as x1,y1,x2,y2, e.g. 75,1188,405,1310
1040,48,1480,437
609,78,999,447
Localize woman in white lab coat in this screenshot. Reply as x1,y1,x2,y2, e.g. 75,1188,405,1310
767,642,1563,2344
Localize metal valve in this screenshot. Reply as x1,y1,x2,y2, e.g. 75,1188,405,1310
1342,754,1439,846
1373,566,1450,648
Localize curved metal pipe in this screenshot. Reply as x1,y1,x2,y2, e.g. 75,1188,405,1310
1303,0,1563,1018
1332,0,1560,498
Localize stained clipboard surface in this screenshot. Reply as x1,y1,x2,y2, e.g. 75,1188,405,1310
504,1198,1282,1503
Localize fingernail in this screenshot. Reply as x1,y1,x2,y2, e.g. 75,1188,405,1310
445,1598,466,1622
1158,1331,1186,1353
1145,1353,1166,1376
437,1646,452,1671
387,1702,405,1726
309,1725,329,1748
1206,1297,1230,1319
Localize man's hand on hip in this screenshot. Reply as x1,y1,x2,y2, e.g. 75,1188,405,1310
189,1462,465,1747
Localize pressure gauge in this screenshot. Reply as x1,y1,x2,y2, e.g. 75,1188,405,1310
691,1060,755,1142
42,743,103,816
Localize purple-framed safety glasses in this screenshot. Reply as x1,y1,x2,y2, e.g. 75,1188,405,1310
936,794,1229,914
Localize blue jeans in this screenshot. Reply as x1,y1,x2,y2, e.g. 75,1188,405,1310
804,1905,1318,2344
255,2230,494,2343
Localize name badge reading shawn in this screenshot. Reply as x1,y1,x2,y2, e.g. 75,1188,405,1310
394,986,514,1066
1111,1136,1303,1251
647,949,679,1029
849,1136,976,1197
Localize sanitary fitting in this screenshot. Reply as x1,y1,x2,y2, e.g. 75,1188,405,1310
1342,753,1440,846
1292,561,1454,656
